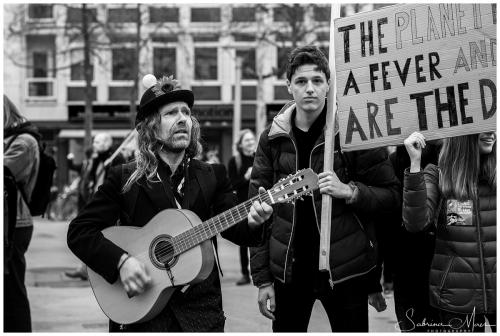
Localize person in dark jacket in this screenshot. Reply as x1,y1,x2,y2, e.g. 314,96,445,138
65,132,126,280
248,45,400,332
3,95,40,332
388,144,441,332
227,129,256,285
67,75,269,332
403,131,496,332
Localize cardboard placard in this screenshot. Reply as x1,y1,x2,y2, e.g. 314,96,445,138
334,4,496,151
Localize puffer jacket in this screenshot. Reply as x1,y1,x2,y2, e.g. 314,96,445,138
4,122,40,228
403,164,496,314
249,101,401,286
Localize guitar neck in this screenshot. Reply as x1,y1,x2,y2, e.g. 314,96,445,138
173,191,272,255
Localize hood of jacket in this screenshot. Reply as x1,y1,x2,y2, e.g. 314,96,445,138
4,121,41,142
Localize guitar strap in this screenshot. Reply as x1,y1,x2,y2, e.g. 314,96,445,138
197,164,224,278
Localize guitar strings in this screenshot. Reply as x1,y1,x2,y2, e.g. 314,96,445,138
152,196,263,260
137,193,272,262
129,179,307,263
128,197,260,262
139,184,306,262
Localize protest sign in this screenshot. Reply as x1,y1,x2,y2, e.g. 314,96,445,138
334,4,496,151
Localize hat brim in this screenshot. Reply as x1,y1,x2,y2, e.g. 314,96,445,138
136,89,194,125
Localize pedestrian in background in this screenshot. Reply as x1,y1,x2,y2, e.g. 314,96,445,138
65,132,126,281
403,131,496,332
67,147,94,211
3,95,40,332
227,129,256,286
388,143,441,332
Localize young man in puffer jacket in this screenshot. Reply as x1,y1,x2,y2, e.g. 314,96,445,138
248,46,401,332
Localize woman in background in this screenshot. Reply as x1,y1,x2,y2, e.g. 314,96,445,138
403,131,496,332
227,129,256,285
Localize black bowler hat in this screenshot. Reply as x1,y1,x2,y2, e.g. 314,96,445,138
136,75,194,127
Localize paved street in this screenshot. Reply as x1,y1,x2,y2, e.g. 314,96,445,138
26,218,399,332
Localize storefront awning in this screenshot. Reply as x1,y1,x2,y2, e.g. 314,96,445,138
58,129,132,139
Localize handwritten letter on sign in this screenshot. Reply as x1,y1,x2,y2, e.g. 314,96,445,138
334,4,496,151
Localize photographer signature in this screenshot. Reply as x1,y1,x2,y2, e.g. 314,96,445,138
396,307,496,332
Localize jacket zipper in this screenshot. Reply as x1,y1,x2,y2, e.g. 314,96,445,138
353,213,374,248
438,256,455,292
475,198,488,313
331,263,377,285
282,135,299,284
309,142,324,234
309,142,335,288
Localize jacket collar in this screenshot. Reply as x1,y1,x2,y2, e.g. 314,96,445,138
139,158,207,211
268,101,296,140
269,100,328,147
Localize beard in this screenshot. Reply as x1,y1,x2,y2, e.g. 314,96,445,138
160,133,190,153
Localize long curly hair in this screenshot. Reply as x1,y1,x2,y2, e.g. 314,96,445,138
122,112,201,192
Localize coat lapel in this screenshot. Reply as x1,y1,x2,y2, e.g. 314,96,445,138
139,175,177,211
184,160,205,210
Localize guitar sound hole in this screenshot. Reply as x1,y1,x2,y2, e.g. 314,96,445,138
150,235,178,269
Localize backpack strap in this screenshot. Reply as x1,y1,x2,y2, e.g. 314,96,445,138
4,134,32,206
4,134,19,152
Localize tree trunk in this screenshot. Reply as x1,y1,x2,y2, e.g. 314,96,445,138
82,4,93,150
130,4,141,129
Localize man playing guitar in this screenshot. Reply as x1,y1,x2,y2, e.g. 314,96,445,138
67,75,272,332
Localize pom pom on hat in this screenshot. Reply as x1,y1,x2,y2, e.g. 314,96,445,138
142,74,157,88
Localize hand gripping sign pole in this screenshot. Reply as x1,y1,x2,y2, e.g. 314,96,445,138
319,3,341,272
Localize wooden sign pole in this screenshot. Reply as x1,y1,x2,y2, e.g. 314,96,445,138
319,3,341,271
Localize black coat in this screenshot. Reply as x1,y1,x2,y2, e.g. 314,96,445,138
67,159,263,331
403,165,496,314
249,101,401,287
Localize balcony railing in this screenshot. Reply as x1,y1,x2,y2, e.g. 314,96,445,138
26,78,56,100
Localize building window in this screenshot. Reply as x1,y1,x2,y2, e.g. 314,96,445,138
232,7,256,22
108,8,138,23
191,8,221,22
28,4,53,19
28,80,54,97
233,33,256,42
149,7,178,23
191,86,221,100
273,5,304,22
109,34,136,44
276,47,291,79
194,48,217,80
192,34,219,42
112,49,136,80
153,48,176,78
66,6,98,23
314,5,331,22
33,52,48,77
236,49,256,80
151,33,178,43
70,50,94,81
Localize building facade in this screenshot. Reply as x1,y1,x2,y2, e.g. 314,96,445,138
4,3,380,187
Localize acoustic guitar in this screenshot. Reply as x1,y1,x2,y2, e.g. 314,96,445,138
87,168,318,324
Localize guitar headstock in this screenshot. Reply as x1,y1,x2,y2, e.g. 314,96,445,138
269,168,319,204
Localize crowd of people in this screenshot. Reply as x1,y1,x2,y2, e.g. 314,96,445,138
4,44,496,333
